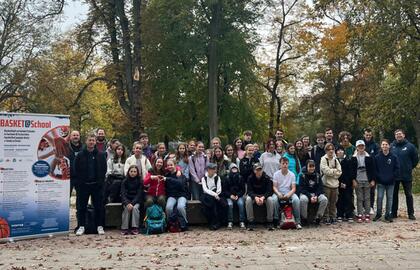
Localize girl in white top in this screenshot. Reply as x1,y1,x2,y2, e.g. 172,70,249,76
124,142,152,181
260,138,282,179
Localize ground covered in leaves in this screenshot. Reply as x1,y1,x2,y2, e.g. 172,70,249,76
1,194,420,270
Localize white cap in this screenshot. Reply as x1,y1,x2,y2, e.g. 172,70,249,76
355,140,365,147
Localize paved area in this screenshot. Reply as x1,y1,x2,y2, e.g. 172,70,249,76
1,194,419,270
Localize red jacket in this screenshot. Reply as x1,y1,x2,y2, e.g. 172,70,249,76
143,172,166,197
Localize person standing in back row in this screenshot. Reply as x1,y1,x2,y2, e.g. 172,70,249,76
362,128,379,215
74,133,107,236
391,129,419,220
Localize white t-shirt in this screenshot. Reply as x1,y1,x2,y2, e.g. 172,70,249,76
272,170,296,195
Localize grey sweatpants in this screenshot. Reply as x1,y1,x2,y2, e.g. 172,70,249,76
356,182,370,216
121,203,140,229
245,195,274,222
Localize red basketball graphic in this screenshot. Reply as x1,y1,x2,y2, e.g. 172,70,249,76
0,217,11,238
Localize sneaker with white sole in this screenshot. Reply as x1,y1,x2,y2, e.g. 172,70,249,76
76,226,85,236
369,208,374,215
97,226,105,235
227,222,233,230
296,224,302,230
240,222,246,229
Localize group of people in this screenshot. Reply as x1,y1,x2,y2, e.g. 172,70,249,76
66,127,418,235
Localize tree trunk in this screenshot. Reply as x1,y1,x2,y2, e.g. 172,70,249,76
268,91,275,137
275,95,281,130
132,0,143,140
413,111,420,148
208,0,222,139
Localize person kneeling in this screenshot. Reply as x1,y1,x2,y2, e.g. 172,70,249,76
245,163,274,230
201,163,226,230
272,158,302,229
299,160,328,226
121,165,144,235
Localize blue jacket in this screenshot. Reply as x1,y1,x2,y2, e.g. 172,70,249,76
391,139,419,181
374,152,399,185
364,139,379,156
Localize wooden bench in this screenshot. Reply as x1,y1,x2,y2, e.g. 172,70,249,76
105,200,319,227
105,200,273,227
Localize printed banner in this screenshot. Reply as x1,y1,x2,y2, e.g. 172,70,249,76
0,112,70,240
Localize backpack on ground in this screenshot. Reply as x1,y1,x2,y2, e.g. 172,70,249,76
144,204,166,235
167,206,183,233
280,204,297,230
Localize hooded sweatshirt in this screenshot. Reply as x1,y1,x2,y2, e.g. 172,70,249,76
299,172,324,199
320,154,342,188
121,175,144,206
374,152,399,185
350,151,375,184
223,164,246,198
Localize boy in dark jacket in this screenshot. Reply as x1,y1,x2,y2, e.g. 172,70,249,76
374,140,400,222
351,140,376,223
336,148,356,222
121,165,144,235
245,163,274,230
299,160,328,225
224,163,246,229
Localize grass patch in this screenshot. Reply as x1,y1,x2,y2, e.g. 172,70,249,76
413,166,420,194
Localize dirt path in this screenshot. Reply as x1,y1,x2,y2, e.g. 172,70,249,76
1,194,420,270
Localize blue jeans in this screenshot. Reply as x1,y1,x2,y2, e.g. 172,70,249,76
377,184,394,217
165,197,188,224
227,197,245,222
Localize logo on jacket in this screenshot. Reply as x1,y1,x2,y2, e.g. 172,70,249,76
402,147,407,151
387,159,391,165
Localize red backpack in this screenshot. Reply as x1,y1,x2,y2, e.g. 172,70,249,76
280,205,297,230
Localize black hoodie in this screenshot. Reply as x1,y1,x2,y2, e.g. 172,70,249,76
223,170,246,198
299,172,324,199
247,172,273,199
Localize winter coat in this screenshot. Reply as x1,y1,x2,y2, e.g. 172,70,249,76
391,139,419,182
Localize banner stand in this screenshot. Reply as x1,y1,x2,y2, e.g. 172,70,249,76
0,112,71,242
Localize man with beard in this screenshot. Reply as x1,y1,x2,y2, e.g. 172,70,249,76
67,130,83,197
95,128,107,153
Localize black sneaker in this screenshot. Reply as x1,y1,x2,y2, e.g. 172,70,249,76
408,214,416,220
384,215,393,223
331,218,337,225
325,218,332,225
373,214,382,222
267,222,274,231
315,218,321,225
247,222,255,231
273,219,280,229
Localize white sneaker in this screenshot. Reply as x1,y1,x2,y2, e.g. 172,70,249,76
97,226,105,235
296,224,302,230
227,222,233,229
370,208,375,215
240,222,246,229
76,226,85,236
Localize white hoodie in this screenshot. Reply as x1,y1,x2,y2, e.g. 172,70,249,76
201,172,222,197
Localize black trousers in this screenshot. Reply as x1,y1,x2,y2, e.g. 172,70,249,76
392,181,414,217
200,194,226,226
77,182,104,227
336,187,354,218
